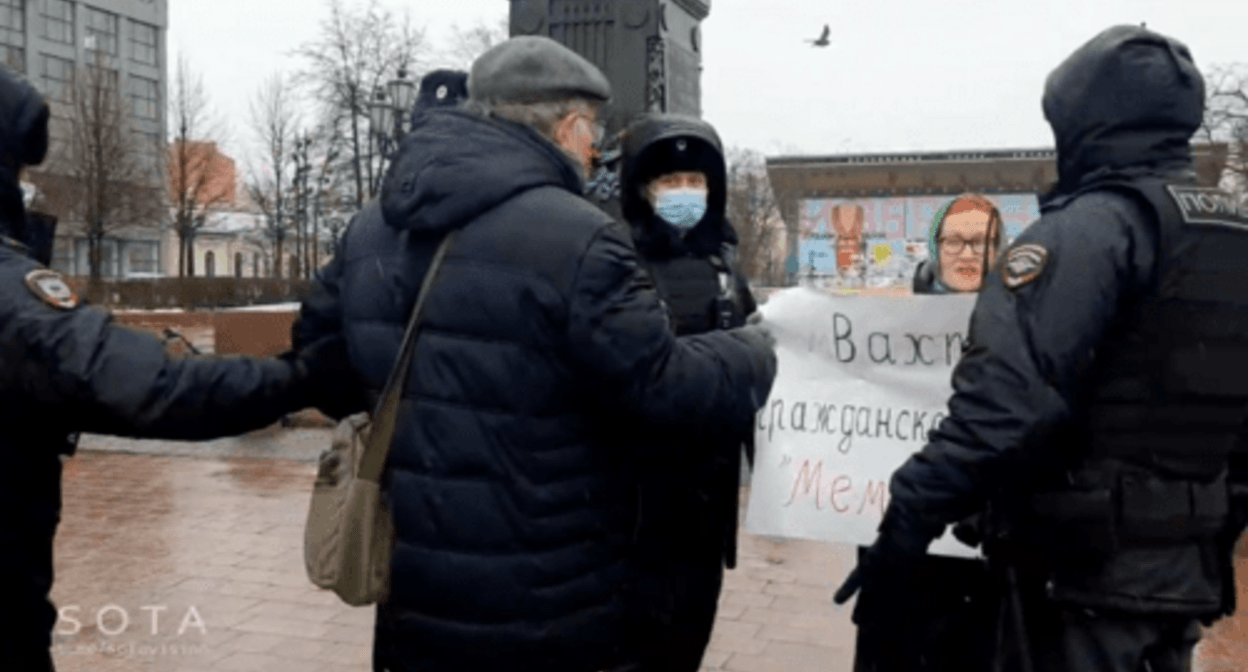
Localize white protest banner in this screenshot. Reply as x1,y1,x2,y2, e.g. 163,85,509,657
745,287,979,557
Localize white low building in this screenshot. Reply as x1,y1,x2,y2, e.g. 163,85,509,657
161,210,271,279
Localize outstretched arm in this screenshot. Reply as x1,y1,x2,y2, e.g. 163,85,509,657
0,265,344,440
567,224,776,436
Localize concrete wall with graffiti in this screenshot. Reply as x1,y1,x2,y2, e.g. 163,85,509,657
797,193,1041,290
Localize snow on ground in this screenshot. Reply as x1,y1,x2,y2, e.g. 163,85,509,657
221,302,301,312
111,302,301,314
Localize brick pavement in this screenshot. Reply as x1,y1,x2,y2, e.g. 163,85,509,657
48,448,1246,672
52,451,372,672
50,449,860,672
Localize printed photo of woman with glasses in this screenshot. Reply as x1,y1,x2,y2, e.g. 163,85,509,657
912,193,1003,294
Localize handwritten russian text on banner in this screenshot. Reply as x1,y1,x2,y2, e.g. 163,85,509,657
745,288,978,556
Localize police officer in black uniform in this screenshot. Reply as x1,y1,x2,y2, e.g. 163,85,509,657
0,69,351,670
617,113,757,672
835,25,1248,672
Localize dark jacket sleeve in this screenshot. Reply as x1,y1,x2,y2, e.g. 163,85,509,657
2,295,312,441
294,215,353,352
730,255,758,464
734,262,758,320
567,223,775,434
293,251,346,351
881,192,1157,544
292,221,369,420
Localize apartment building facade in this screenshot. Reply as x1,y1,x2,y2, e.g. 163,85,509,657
1,0,168,277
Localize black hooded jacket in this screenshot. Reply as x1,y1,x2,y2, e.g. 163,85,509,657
881,25,1231,616
293,108,775,671
619,114,756,574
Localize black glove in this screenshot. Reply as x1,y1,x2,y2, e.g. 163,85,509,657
833,533,927,637
952,513,987,548
285,335,368,421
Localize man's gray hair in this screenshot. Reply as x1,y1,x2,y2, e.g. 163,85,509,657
464,97,601,142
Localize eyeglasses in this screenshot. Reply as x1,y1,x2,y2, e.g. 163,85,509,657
576,112,605,146
939,237,991,255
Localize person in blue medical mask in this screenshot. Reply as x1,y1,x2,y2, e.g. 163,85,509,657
617,113,758,672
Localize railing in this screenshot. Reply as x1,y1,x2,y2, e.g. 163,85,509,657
65,277,316,310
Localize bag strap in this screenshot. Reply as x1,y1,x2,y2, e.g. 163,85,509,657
358,232,456,482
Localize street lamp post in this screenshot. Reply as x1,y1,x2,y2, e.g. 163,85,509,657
312,165,333,272
292,133,313,279
367,66,417,195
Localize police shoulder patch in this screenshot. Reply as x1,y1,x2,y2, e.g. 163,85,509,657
1001,243,1049,290
25,269,80,309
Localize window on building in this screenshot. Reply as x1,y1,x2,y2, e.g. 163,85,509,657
41,54,75,103
204,251,215,278
124,241,159,275
52,238,73,275
43,0,73,45
74,238,120,279
87,63,118,92
84,7,119,55
131,20,157,66
128,75,158,119
0,45,21,72
0,0,24,73
130,128,162,176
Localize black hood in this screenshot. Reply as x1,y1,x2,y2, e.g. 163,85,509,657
1043,25,1204,194
380,108,585,234
620,114,731,255
0,68,50,245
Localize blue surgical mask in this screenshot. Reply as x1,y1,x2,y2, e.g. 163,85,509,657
653,189,708,230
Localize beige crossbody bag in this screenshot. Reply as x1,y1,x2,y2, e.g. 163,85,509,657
303,232,455,606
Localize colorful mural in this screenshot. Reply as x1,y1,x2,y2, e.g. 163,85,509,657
797,193,1042,289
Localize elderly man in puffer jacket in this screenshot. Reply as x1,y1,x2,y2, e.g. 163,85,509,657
293,37,778,672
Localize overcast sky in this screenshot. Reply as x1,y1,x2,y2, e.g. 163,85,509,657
169,0,1248,165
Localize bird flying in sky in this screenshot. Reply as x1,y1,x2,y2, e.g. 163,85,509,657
807,24,830,47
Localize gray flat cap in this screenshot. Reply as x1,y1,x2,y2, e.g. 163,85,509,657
468,36,612,104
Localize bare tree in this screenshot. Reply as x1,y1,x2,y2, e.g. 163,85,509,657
725,147,787,287
295,0,428,208
442,17,509,70
34,50,163,281
307,125,347,274
1202,64,1248,197
168,56,232,277
246,74,299,278
291,124,347,278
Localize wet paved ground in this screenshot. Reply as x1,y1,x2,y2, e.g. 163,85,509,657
52,449,373,672
51,435,859,672
49,433,1247,671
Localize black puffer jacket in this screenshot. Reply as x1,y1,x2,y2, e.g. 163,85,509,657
294,108,775,671
882,25,1223,615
